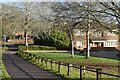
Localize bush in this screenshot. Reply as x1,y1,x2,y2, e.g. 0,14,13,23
34,37,50,46
34,29,71,50
18,46,26,51
18,45,57,51
49,29,70,50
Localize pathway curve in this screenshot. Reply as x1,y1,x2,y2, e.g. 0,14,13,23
3,45,63,80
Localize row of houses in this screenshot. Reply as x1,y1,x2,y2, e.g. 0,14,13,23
6,26,120,50
74,29,120,50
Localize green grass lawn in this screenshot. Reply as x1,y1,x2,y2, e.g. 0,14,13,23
29,52,119,79
33,52,119,67
1,64,11,80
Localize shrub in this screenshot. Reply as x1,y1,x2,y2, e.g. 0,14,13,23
49,29,70,50
18,46,26,51
34,29,71,50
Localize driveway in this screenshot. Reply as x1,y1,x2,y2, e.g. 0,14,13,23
90,50,120,60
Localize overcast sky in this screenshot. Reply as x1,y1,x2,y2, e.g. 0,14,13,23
1,0,119,3
1,0,63,3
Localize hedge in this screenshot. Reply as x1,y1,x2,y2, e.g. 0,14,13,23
18,45,57,51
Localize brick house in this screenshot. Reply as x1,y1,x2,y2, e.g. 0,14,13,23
7,31,33,44
74,29,119,50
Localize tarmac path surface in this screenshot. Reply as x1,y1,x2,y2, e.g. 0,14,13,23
2,45,63,80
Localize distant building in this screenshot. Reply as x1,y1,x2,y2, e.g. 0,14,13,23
7,31,33,44
14,31,32,39
74,29,119,50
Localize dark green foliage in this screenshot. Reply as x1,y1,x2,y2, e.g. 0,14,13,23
34,29,71,50
49,29,70,50
34,37,50,46
18,46,26,51
18,45,57,51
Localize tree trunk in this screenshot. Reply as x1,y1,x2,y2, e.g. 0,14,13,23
86,31,90,59
24,31,28,51
71,40,75,58
70,34,74,58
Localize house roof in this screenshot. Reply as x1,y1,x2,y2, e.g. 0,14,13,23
15,31,32,36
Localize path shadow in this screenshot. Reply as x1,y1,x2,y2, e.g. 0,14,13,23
2,51,63,80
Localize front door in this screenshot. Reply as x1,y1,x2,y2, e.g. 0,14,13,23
101,42,104,47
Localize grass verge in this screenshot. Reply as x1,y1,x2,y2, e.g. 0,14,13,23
33,52,119,67
19,52,119,79
1,64,11,80
1,46,11,80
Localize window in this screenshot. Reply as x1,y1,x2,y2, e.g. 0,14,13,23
75,29,84,35
80,30,84,35
93,31,96,34
76,30,80,35
77,41,84,47
81,41,84,46
106,40,117,47
98,32,101,34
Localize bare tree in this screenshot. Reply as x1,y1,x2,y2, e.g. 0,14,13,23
1,2,53,48
88,1,120,24
51,2,93,58
99,1,120,23
51,2,116,58
1,3,20,39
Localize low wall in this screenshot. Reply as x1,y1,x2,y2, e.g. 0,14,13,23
7,39,33,44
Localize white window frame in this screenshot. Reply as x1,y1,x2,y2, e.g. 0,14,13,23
74,29,84,35
76,41,84,47
106,40,117,47
80,30,84,35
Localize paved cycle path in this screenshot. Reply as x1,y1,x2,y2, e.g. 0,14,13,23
2,45,63,80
